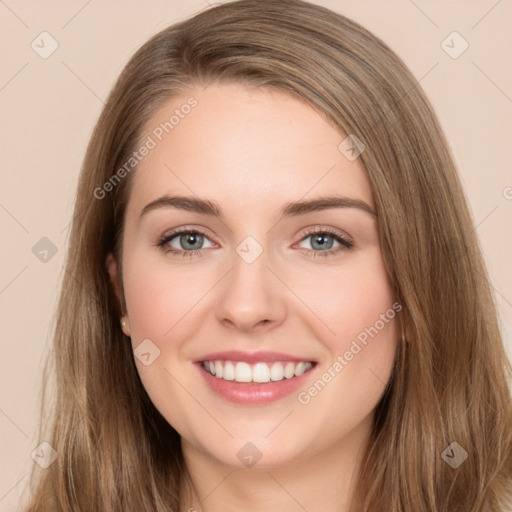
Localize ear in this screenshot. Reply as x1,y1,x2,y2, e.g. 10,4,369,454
106,252,124,313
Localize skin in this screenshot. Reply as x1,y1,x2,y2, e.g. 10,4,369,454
107,82,399,511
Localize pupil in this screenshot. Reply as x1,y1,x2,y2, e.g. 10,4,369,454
182,233,201,249
313,234,333,250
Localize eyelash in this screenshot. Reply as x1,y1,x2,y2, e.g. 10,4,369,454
156,226,354,259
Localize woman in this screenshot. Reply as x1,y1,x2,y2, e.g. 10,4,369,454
26,0,512,510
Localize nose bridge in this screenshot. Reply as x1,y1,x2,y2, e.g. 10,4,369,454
215,234,285,331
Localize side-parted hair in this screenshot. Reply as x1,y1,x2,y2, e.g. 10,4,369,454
26,1,512,510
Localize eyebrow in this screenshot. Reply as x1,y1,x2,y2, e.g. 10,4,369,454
138,194,377,221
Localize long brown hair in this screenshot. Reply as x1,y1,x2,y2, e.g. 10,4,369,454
26,0,512,510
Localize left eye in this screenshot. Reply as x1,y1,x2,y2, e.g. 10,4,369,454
297,232,342,251
294,229,354,258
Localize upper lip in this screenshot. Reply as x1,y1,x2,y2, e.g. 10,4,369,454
193,350,317,364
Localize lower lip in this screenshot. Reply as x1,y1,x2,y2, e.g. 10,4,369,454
196,363,317,406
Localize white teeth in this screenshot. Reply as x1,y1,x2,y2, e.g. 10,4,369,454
284,362,296,379
235,362,252,382
270,362,284,381
214,361,223,379
294,362,306,376
223,361,235,380
202,360,314,383
252,363,270,383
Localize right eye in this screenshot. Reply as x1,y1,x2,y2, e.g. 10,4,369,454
156,229,215,258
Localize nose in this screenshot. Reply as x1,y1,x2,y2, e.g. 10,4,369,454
215,247,287,334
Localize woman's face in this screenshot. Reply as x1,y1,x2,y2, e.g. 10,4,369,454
107,82,399,469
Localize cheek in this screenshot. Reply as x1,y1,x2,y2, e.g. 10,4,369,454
124,274,171,338
288,248,396,341
293,256,398,431
122,251,212,339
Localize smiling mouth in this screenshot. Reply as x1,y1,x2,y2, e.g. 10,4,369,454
200,359,316,384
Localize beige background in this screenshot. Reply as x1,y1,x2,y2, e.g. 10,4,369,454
1,0,511,509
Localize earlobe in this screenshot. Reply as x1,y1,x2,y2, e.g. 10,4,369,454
400,322,410,345
120,315,131,337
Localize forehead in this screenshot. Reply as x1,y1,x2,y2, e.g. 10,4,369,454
127,83,374,216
